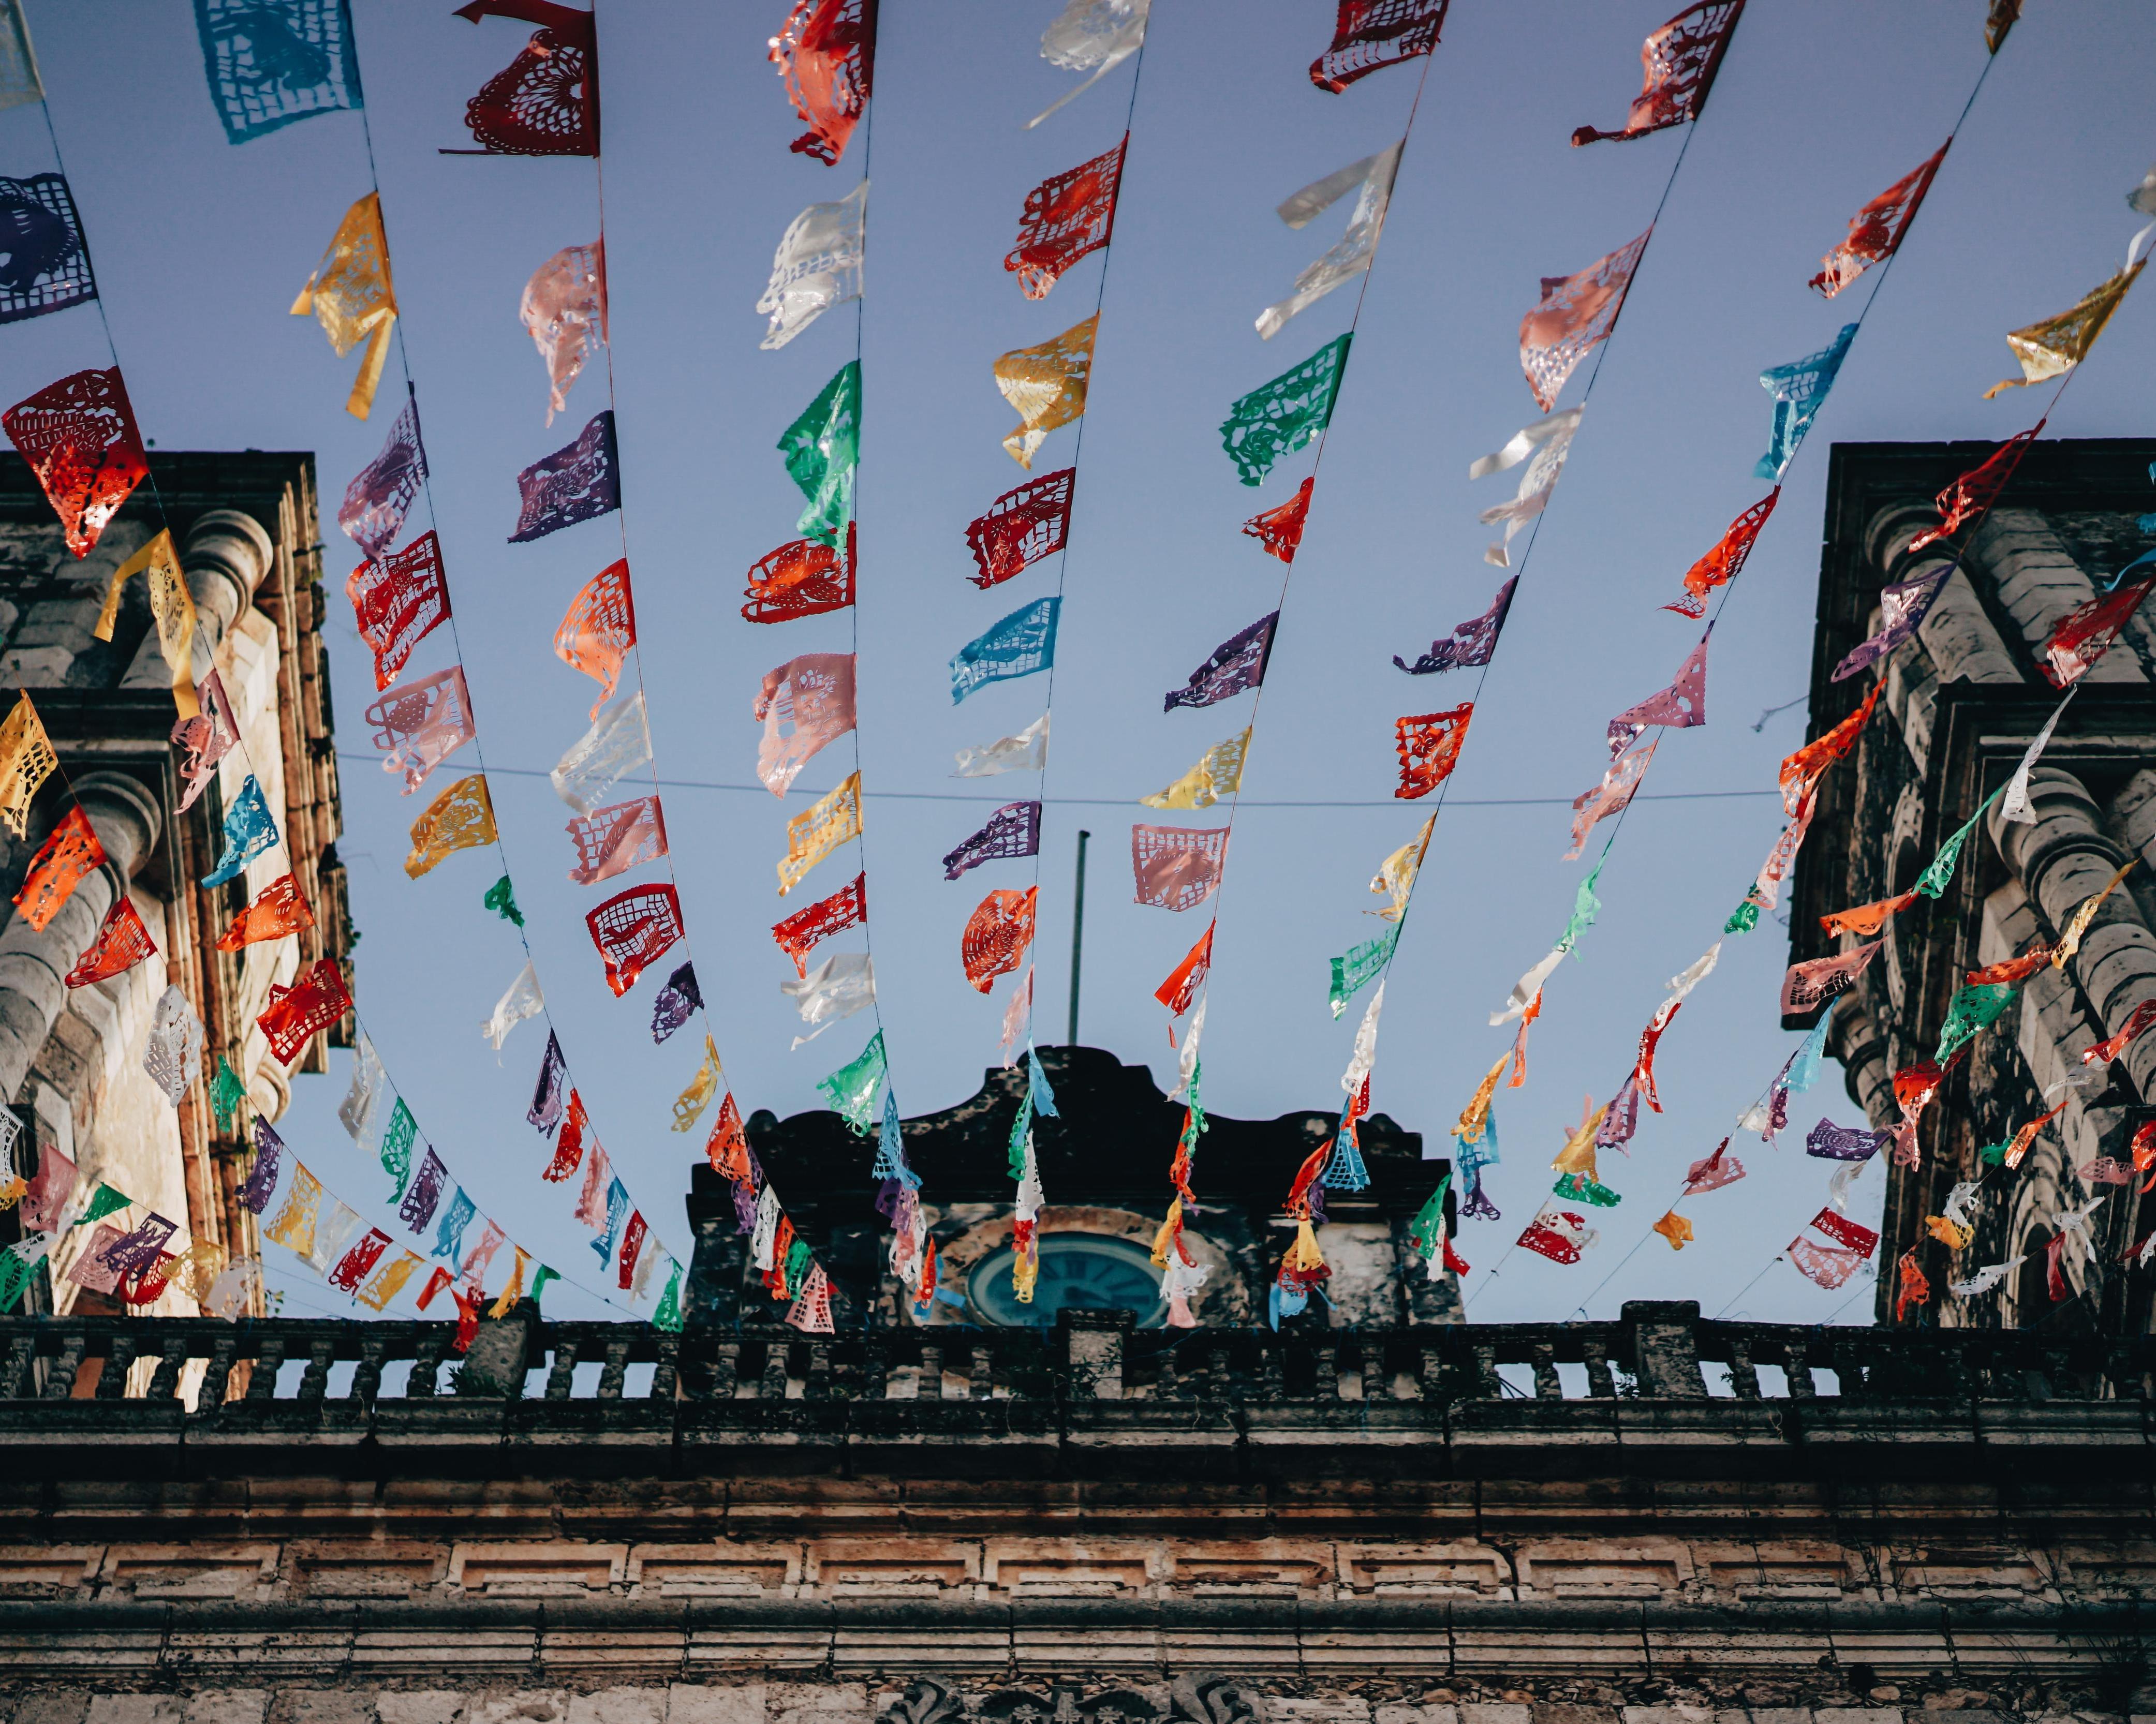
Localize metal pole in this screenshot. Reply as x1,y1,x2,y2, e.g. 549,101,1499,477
1068,829,1090,1047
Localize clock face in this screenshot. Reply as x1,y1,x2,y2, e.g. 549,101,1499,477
966,1232,1166,1328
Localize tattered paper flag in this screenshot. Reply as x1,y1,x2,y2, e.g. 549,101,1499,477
759,182,866,349
521,239,607,424
485,875,523,927
967,470,1074,590
771,0,876,162
565,795,666,888
173,670,239,812
86,530,197,716
650,961,701,1045
1008,137,1127,299
348,532,450,691
1221,333,1351,486
1950,1256,2022,1299
1243,477,1313,564
1395,704,1471,800
197,0,361,142
1607,634,1707,758
773,872,867,976
1368,814,1434,922
511,410,618,543
1309,0,1447,93
1985,0,2020,51
291,191,396,418
1666,492,1777,619
1473,406,1584,568
1258,141,1401,340
1683,1138,1746,1194
672,1037,720,1132
2083,998,2156,1067
1779,940,1881,1016
1633,999,1681,1112
406,775,496,881
346,1030,390,1147
453,0,598,157
994,315,1097,468
755,653,857,795
954,712,1048,778
1329,927,1397,1019
481,957,543,1052
1000,967,1035,1065
366,666,477,796
1909,422,2044,556
744,531,854,630
1895,1250,1931,1320
1397,578,1514,675
199,774,280,889
1756,324,1856,480
2002,686,2075,824
943,801,1042,880
1571,1,1744,146
2051,859,2138,971
1811,140,1948,297
1143,730,1248,811
781,951,875,1047
1132,824,1227,912
1165,614,1276,712
555,558,636,718
1985,249,2148,398
1519,230,1649,412
327,1226,391,1295
818,1028,887,1133
2,366,147,556
339,397,425,560
586,884,684,998
779,771,862,894
953,598,1060,703
962,886,1037,994
552,690,651,818
216,872,316,950
1156,922,1213,1016
2043,574,2156,689
14,804,101,933
1566,737,1655,861
258,958,351,1065
1779,680,1881,814
1028,0,1148,128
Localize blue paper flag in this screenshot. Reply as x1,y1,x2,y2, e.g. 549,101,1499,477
1025,1046,1058,1118
951,598,1060,704
195,0,364,145
873,1086,919,1186
431,1186,476,1261
1322,1114,1370,1191
201,775,279,886
1755,323,1856,480
594,1177,631,1265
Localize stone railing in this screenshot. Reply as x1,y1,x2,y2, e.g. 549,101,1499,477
0,1299,2144,1411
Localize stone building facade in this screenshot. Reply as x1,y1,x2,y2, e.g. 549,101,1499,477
690,1047,1459,1332
0,452,348,1317
1789,438,2156,1332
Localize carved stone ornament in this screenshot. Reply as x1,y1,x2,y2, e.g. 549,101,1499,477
877,1677,1259,1724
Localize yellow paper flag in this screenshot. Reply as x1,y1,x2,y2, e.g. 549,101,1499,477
2054,858,2138,969
1985,259,2145,398
1652,1211,1693,1251
405,774,497,879
262,1163,323,1259
1552,1095,1607,1177
293,191,397,419
994,313,1098,467
0,692,56,839
1369,814,1435,922
1141,727,1250,811
1452,1052,1509,1142
671,1036,722,1133
356,1247,425,1313
778,770,862,895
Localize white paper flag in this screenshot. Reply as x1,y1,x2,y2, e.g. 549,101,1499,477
782,952,877,1048
339,1029,387,1148
2001,685,2075,825
953,711,1049,777
1026,0,1149,129
758,182,868,351
481,958,544,1052
1341,980,1384,1097
1471,407,1584,568
1491,945,1566,1026
1257,141,1402,340
551,691,652,816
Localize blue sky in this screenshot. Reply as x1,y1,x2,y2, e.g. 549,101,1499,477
13,3,2156,1324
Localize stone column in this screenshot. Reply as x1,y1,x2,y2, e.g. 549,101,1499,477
0,770,163,1101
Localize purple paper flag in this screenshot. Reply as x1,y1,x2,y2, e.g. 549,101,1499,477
340,398,427,559
1806,1117,1889,1162
399,1147,448,1233
99,1212,178,1278
528,1031,568,1136
1165,612,1278,712
1607,632,1708,758
1833,562,1952,682
651,962,702,1045
510,410,618,543
1396,577,1516,676
942,801,1042,881
240,1119,283,1215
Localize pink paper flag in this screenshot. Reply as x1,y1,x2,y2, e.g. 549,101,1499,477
754,653,857,796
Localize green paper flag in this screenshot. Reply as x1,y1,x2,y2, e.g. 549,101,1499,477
780,360,861,547
210,1056,247,1133
651,1262,681,1331
484,875,524,927
817,1028,886,1134
1408,1173,1452,1258
1556,842,1612,958
380,1097,417,1202
1724,897,1761,934
75,1183,130,1227
1008,1083,1036,1180
781,1236,814,1299
1328,927,1398,1018
1220,333,1351,486
1936,980,2018,1063
1915,785,2006,900
1553,1171,1623,1208
530,1264,559,1306
0,1246,39,1314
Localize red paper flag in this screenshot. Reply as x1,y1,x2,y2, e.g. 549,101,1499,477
1894,1249,1930,1322
14,806,104,933
555,558,637,716
1633,999,1681,1112
2083,999,2156,1066
257,958,352,1064
1811,142,1950,299
545,1090,589,1182
1308,0,1448,93
1788,1235,1865,1289
3,367,149,557
1664,489,1778,618
1906,420,2043,555
1517,1208,1593,1265
1155,921,1215,1015
454,0,599,157
1778,681,1881,815
706,1092,753,1182
1520,232,1650,412
1820,889,1915,939
617,1209,647,1290
328,1227,392,1293
1394,704,1472,799
769,0,876,166
1006,137,1127,300
961,886,1037,994
742,523,855,624
965,470,1074,589
1571,2,1745,147
2044,574,2156,689
586,884,685,997
565,796,667,887
215,873,315,952
64,894,156,988
1131,824,1228,912
1965,946,2052,986
1779,940,1881,1016
1242,478,1315,564
772,872,866,976
1809,1206,1878,1257
347,531,451,690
